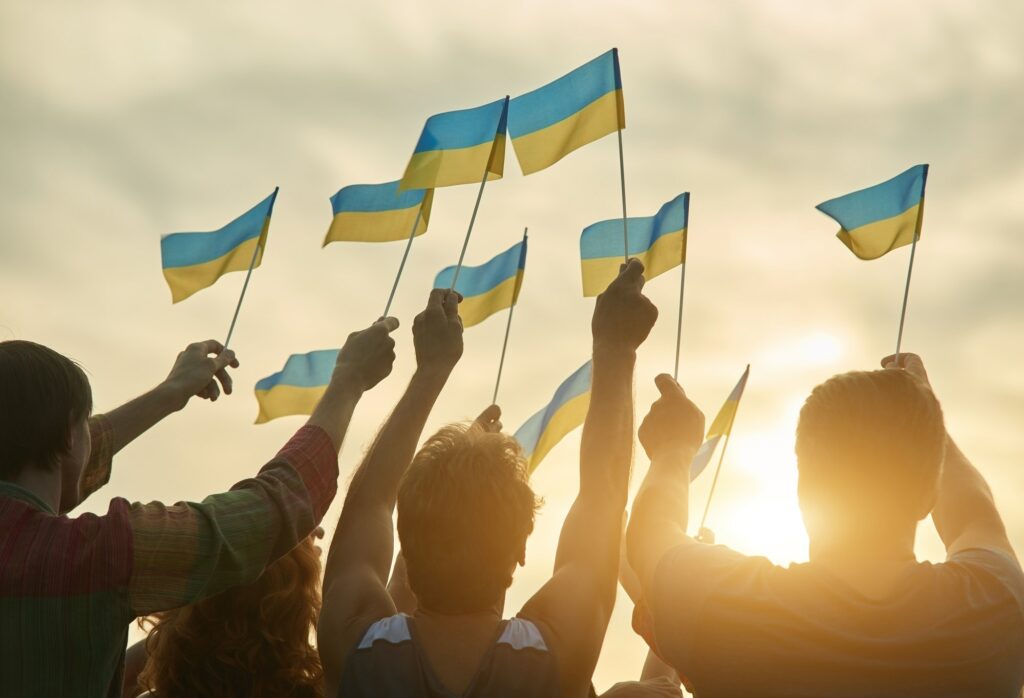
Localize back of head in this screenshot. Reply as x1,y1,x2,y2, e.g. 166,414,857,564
795,368,946,532
0,340,92,479
137,537,324,698
397,423,540,615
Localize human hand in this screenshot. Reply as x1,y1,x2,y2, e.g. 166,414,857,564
592,259,658,354
880,352,931,387
335,317,399,391
471,404,502,433
414,288,464,374
600,677,682,698
638,374,705,460
162,340,239,410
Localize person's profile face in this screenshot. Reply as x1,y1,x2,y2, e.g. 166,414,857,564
60,417,91,500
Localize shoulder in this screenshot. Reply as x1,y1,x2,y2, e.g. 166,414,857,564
499,617,550,653
353,613,412,650
942,548,1024,617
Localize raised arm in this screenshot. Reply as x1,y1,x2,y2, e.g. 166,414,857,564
61,339,239,513
124,320,397,618
882,353,1017,562
626,375,705,591
319,290,463,694
520,259,658,697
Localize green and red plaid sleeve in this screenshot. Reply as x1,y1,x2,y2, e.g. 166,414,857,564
126,424,338,616
59,415,115,514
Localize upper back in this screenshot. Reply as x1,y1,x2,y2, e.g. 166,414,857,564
650,543,1024,697
339,614,561,698
0,488,134,697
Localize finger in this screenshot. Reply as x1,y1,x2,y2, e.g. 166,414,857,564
426,287,448,314
654,373,685,399
210,348,237,372
192,339,226,356
442,289,460,318
214,366,233,395
375,316,400,333
202,380,221,402
312,526,325,540
475,404,501,425
619,257,646,283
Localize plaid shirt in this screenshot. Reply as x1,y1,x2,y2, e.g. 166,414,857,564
0,416,338,698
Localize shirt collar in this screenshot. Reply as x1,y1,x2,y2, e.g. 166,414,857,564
0,480,57,515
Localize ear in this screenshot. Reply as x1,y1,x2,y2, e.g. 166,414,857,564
517,541,527,568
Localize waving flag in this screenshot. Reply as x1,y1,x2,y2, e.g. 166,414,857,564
399,97,509,190
324,181,433,245
161,188,278,303
690,365,749,480
580,192,688,297
254,349,338,424
515,361,592,472
508,49,625,175
816,164,928,260
433,238,527,328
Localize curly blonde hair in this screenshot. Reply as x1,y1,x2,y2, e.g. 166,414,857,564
136,536,324,698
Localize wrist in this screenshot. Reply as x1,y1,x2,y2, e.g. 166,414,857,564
327,366,367,397
593,340,637,362
153,381,189,413
412,363,453,388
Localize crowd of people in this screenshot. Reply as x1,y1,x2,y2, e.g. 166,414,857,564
2,259,1022,697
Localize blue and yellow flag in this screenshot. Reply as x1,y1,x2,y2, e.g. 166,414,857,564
816,164,929,260
514,361,592,472
579,192,688,297
254,349,338,424
508,49,625,175
690,365,749,480
399,97,509,191
433,238,527,328
161,188,279,303
324,181,433,245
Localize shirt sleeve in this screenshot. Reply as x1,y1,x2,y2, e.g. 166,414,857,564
59,415,115,514
648,541,774,669
126,424,338,616
947,547,1024,619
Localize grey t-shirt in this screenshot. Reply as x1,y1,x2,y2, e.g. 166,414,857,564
650,544,1024,697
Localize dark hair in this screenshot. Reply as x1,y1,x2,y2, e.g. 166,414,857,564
795,369,945,522
0,340,92,479
397,423,540,614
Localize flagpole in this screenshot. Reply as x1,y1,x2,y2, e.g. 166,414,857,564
893,233,919,364
224,240,261,349
449,167,491,292
382,208,423,318
697,410,736,534
616,129,630,262
673,225,690,379
493,228,527,406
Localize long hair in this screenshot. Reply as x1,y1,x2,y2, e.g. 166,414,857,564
136,537,324,698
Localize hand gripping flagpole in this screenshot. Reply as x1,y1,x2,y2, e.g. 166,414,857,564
893,231,920,365
492,228,527,405
697,365,749,534
382,207,423,318
617,129,630,262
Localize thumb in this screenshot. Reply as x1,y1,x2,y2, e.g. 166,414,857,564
654,373,684,399
376,316,400,333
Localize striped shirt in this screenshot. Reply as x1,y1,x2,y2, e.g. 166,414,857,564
339,614,561,697
0,416,338,698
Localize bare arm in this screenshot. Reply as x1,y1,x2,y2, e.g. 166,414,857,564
520,260,658,698
319,290,463,694
882,353,1016,562
61,339,239,513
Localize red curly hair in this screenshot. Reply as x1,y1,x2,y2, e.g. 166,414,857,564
136,536,324,698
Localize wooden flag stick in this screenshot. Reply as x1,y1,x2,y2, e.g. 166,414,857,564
617,129,630,262
697,411,736,534
673,225,690,380
893,233,920,364
224,240,261,349
492,228,528,406
382,207,424,318
449,166,491,292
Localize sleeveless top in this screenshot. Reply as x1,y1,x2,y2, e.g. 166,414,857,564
339,613,561,697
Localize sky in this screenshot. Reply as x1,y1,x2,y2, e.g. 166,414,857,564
2,0,1022,692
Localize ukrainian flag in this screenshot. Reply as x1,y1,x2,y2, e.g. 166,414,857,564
433,238,527,328
579,193,688,297
690,365,749,480
324,181,433,245
161,188,279,303
399,97,509,191
816,164,929,260
254,349,338,424
508,49,625,175
514,361,592,472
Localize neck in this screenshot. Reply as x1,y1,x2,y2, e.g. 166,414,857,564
808,518,918,596
6,464,63,513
